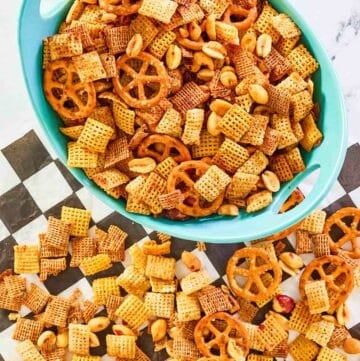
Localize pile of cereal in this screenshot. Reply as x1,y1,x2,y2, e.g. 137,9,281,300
42,0,322,219
1,205,360,360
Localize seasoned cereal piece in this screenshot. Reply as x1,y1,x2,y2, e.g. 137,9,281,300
226,172,259,201
115,294,152,328
159,190,185,210
104,136,130,168
153,156,177,180
148,30,176,59
300,113,323,152
269,154,293,182
289,335,320,361
68,323,90,356
277,35,300,57
295,230,313,254
266,84,291,115
60,125,84,140
129,244,147,274
288,45,319,79
254,3,280,42
270,114,298,149
61,206,91,237
264,48,292,82
14,245,40,274
305,320,335,347
4,275,26,299
93,169,129,191
116,265,150,297
304,280,330,314
104,26,133,54
82,299,98,324
180,270,212,295
192,131,222,159
142,240,171,256
106,335,136,358
243,323,266,352
272,13,301,38
176,292,201,322
0,282,21,312
150,277,177,293
291,90,314,122
246,191,273,213
13,318,44,343
312,234,331,257
247,355,273,361
200,0,229,18
260,127,281,156
46,216,71,250
237,298,259,323
277,72,307,95
139,0,178,24
197,286,230,315
70,237,96,267
173,337,201,360
156,108,182,138
113,104,135,135
23,283,50,314
145,255,176,281
40,258,67,281
182,109,205,146
49,33,83,60
237,150,269,175
194,165,231,202
73,51,107,82
241,114,269,146
106,295,123,321
285,147,306,174
299,210,326,234
80,254,112,275
317,347,346,361
43,296,71,328
139,172,167,214
67,142,98,169
289,301,321,334
92,276,119,305
144,292,174,318
257,313,288,351
16,340,46,361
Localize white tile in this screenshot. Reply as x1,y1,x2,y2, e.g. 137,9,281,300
349,186,360,207
76,187,113,223
0,219,10,241
279,273,302,302
318,181,346,209
12,215,48,245
58,277,94,302
0,324,22,361
24,162,72,212
0,151,20,194
344,287,360,329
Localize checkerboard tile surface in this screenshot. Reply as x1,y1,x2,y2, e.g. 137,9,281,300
0,129,360,360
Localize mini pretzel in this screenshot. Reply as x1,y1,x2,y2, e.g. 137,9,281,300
194,312,249,360
99,0,143,15
137,134,191,163
299,255,354,312
323,207,360,259
167,160,225,217
226,247,282,302
43,59,96,121
112,52,170,108
223,5,258,32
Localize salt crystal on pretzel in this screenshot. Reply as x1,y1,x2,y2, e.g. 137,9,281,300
289,335,320,361
92,276,119,305
144,292,175,318
139,0,178,24
192,131,222,158
237,150,269,175
277,72,307,95
106,335,137,358
16,340,46,361
176,292,201,321
276,35,300,57
70,236,96,267
182,109,205,146
300,113,323,152
148,30,176,59
295,229,313,254
68,323,90,356
12,318,44,343
67,141,98,168
80,254,112,275
213,138,249,174
60,125,84,140
170,81,210,113
246,190,273,213
23,283,50,314
116,264,150,297
254,3,280,43
180,270,212,295
14,245,40,274
200,0,229,19
270,114,297,149
61,206,91,237
269,154,293,182
145,255,176,281
218,104,254,142
40,258,67,281
194,165,231,202
288,44,319,79
300,210,326,234
104,136,130,168
306,320,335,347
48,33,83,61
285,147,306,174
264,48,292,82
291,90,314,122
104,26,134,54
156,108,183,138
115,294,152,328
43,296,71,327
159,190,184,210
4,275,26,299
317,347,346,361
113,103,135,135
304,280,330,314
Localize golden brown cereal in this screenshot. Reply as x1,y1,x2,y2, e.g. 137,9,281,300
104,136,130,168
289,335,320,361
270,154,293,182
61,206,91,237
291,90,314,122
69,323,90,356
277,72,307,94
4,275,26,299
266,84,291,115
145,255,176,281
93,168,129,191
254,3,280,42
149,30,176,59
13,318,44,343
106,335,136,358
176,292,201,322
14,245,40,274
180,270,212,295
257,313,288,351
159,190,185,210
43,296,71,328
156,108,182,138
106,294,123,321
301,113,323,152
304,280,330,314
312,234,331,257
150,277,177,293
82,299,98,323
270,114,297,149
40,257,67,281
67,142,98,169
104,26,133,54
182,108,205,146
288,44,319,79
70,236,96,267
260,127,281,156
237,150,269,175
192,131,222,159
328,326,350,349
285,147,306,174
92,276,119,305
289,301,321,334
115,294,152,328
237,298,259,323
272,13,301,38
113,103,135,135
49,33,83,61
144,292,175,318
299,210,326,234
23,283,50,314
80,254,112,275
173,337,201,360
305,320,335,347
226,172,258,201
73,51,107,82
246,190,273,213
16,340,46,361
60,125,84,140
197,286,230,315
317,347,346,361
140,172,167,214
139,0,178,24
142,240,171,256
116,264,150,297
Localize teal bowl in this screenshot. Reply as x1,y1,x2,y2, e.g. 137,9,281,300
18,0,347,243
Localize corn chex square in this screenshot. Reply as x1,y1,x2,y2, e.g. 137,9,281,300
305,320,335,347
180,270,212,295
139,0,178,24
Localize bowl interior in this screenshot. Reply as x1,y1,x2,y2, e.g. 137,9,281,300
18,0,347,243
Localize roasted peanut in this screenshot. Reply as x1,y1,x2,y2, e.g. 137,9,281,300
248,84,269,104
210,99,232,116
100,12,117,23
220,71,237,88
261,170,280,192
112,324,136,336
279,260,299,276
56,330,68,348
166,44,182,70
37,330,56,351
191,52,215,72
227,339,245,360
218,204,239,216
343,338,360,354
197,69,215,81
322,315,337,324
256,34,272,58
128,157,156,174
207,112,222,136
202,41,227,60
307,79,314,96
221,66,235,74
181,251,201,272
213,57,225,70
253,105,271,115
205,14,217,40
336,303,350,326
189,21,202,41
89,332,100,347
179,27,189,38
126,34,143,57
280,252,304,270
241,32,257,53
151,319,167,342
88,316,110,333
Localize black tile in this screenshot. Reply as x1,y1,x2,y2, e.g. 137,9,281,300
138,332,168,361
349,322,360,339
0,184,42,233
322,194,356,216
204,242,246,276
0,309,14,333
86,262,124,284
96,212,147,247
88,308,113,356
54,159,82,192
44,193,87,220
0,236,17,272
0,353,4,361
2,130,52,181
43,255,84,295
338,143,360,193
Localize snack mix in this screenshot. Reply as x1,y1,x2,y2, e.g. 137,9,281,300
2,205,360,360
42,0,322,219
